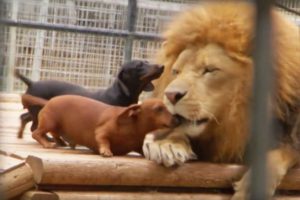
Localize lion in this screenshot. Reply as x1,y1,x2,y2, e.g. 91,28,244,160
142,2,300,199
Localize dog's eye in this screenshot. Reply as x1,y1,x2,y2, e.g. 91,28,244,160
203,66,220,75
136,62,143,68
154,105,165,113
172,69,180,75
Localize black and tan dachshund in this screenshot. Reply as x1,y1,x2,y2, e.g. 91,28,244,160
16,60,164,141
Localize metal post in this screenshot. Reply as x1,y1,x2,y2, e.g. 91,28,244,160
249,0,274,199
0,0,4,91
0,20,162,41
124,0,137,62
31,0,48,81
6,0,18,91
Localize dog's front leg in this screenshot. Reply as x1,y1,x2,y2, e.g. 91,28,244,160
17,112,32,138
96,137,113,157
232,145,299,200
99,140,113,157
32,128,57,148
95,129,113,157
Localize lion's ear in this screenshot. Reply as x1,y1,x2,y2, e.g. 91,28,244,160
172,48,195,70
162,41,168,47
227,51,252,65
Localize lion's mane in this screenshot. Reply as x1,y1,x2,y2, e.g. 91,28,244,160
153,2,300,163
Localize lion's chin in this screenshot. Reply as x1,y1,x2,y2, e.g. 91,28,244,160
175,114,209,125
174,114,210,138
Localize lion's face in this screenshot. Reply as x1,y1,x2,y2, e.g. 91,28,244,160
149,2,299,163
163,44,252,137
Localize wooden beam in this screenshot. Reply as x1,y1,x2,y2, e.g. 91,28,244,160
23,191,300,200
21,191,58,200
53,191,230,200
26,155,245,188
25,155,300,191
1,161,35,199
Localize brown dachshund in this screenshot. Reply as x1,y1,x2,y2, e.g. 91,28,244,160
22,94,179,156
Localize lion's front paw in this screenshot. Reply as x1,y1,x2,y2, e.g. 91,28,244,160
231,171,249,200
143,133,197,167
231,191,247,200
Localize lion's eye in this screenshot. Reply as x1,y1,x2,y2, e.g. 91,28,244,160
172,69,180,75
203,67,220,75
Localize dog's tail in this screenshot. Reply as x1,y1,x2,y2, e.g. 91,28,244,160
14,69,33,87
21,94,48,108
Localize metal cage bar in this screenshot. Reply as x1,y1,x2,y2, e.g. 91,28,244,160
0,0,299,199
124,0,137,62
249,0,274,199
0,19,162,41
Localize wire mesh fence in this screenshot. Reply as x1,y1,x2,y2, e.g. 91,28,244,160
0,0,299,93
276,0,300,23
0,1,299,199
0,0,192,92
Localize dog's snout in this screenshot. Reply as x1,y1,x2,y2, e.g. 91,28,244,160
154,65,164,73
171,115,181,127
165,91,186,105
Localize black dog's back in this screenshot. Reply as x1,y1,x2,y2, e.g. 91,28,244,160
15,69,93,100
25,79,95,100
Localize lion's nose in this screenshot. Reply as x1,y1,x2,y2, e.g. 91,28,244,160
165,91,187,105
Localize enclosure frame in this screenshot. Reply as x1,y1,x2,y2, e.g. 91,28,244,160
1,0,300,199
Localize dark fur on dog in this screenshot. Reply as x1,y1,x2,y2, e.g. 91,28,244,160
21,94,178,156
16,60,164,140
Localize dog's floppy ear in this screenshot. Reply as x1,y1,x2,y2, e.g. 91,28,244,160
117,70,130,96
117,104,141,125
143,83,155,91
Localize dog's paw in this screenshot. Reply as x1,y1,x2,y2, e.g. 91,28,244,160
69,142,77,149
143,134,196,167
100,148,113,157
43,142,57,149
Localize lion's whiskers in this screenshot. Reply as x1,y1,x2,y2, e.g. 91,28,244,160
199,102,221,125
180,101,220,125
192,110,199,127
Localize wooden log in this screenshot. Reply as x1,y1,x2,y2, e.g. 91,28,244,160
26,154,300,191
21,191,59,200
26,154,245,188
0,160,35,199
54,191,230,200
51,191,300,200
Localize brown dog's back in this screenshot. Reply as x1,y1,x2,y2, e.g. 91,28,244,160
23,95,117,151
45,95,120,150
24,94,177,155
22,94,48,108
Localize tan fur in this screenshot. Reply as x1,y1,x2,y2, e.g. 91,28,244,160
152,2,300,163
232,145,299,199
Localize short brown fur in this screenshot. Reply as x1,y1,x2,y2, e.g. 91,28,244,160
22,94,177,156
